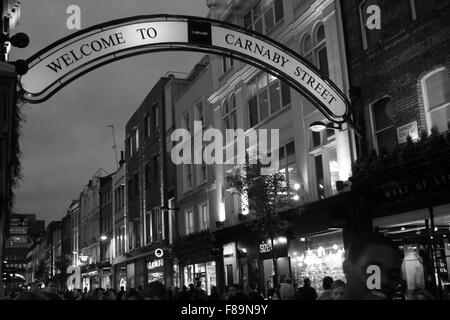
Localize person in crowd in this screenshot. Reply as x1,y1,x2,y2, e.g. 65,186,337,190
330,280,346,300
44,279,63,300
15,291,49,300
247,282,264,300
296,278,317,300
279,278,295,300
192,278,207,300
343,231,404,300
178,285,189,300
208,285,219,300
188,283,195,300
411,288,435,300
317,276,334,300
227,284,246,300
72,289,83,300
142,281,168,300
266,288,280,300
172,287,180,300
116,286,126,300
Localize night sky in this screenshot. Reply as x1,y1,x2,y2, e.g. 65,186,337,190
11,0,209,224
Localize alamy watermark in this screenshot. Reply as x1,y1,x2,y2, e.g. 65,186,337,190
171,121,280,175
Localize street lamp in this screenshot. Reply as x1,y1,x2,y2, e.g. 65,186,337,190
309,121,342,132
100,235,108,241
79,255,89,264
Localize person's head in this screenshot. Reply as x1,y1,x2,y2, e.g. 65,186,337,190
45,279,58,294
303,278,311,287
343,232,403,300
330,280,346,300
83,287,88,293
228,284,239,297
189,283,194,290
322,276,334,290
120,286,124,292
285,278,293,285
143,281,168,300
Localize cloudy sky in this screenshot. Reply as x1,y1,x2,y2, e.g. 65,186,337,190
11,0,209,224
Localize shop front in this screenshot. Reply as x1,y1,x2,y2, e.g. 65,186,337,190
147,258,165,284
288,230,346,294
99,267,112,289
182,261,217,295
352,147,450,299
81,270,99,291
114,264,127,290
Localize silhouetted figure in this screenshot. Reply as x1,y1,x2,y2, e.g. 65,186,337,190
297,278,317,300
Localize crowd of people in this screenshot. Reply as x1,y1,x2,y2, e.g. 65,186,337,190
0,232,440,300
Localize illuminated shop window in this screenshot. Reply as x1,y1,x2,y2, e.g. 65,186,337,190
309,125,339,200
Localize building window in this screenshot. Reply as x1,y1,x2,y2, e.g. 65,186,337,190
199,202,209,231
133,128,139,152
309,126,339,200
151,104,159,132
301,25,329,76
411,0,437,20
127,179,133,200
222,56,234,74
360,0,381,49
185,209,194,235
314,24,329,77
223,96,237,131
127,135,133,157
421,68,450,133
278,141,300,201
247,73,291,128
243,0,284,34
370,96,397,152
144,114,150,139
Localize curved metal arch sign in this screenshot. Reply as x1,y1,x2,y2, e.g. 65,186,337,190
19,15,350,123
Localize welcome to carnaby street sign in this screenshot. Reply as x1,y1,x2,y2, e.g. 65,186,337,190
18,15,350,124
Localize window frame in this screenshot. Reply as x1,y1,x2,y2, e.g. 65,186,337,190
199,202,209,231
243,0,284,35
185,208,195,235
421,67,450,134
369,95,396,152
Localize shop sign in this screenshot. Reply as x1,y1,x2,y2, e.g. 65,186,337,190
397,121,418,144
102,268,110,275
19,16,349,124
147,259,164,270
259,242,273,254
382,172,450,200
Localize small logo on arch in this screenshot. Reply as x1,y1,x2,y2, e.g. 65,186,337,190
188,20,212,45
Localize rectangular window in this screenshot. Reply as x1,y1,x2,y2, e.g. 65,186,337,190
151,104,159,132
315,155,325,200
422,69,450,133
247,73,291,128
199,203,209,231
133,128,139,152
222,56,234,73
244,0,284,34
371,97,397,152
317,46,329,77
144,114,150,138
185,209,194,235
360,0,381,49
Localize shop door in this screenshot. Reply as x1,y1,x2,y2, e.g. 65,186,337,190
226,264,234,286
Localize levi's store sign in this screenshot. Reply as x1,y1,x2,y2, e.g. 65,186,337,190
19,16,349,123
